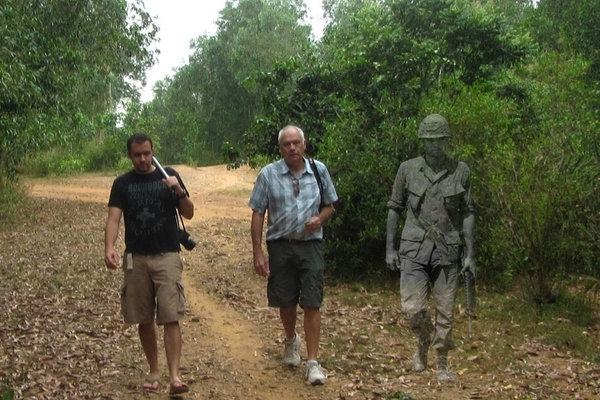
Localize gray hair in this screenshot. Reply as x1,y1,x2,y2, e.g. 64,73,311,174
278,125,305,143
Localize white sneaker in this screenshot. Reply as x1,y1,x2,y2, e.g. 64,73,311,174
306,360,326,385
283,334,301,367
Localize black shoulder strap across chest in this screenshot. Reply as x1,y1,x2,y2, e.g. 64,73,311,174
308,158,324,208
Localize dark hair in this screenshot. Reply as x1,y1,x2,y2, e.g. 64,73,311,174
127,133,153,154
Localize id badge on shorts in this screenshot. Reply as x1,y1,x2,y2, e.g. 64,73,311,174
126,253,133,270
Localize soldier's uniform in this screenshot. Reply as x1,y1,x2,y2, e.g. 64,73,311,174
387,155,475,350
387,114,476,380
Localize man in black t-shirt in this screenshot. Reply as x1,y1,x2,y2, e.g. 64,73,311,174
104,133,194,395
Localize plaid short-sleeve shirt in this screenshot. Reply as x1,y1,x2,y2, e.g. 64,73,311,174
249,158,338,241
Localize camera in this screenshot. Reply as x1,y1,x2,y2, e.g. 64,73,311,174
178,229,197,251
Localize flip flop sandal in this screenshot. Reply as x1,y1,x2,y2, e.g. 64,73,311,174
143,376,160,392
169,381,189,395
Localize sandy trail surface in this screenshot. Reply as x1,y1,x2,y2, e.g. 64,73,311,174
24,165,341,399
5,164,596,400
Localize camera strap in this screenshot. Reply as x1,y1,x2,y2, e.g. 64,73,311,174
308,158,324,210
176,210,188,233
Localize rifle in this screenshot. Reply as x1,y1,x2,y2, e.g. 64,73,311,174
463,267,476,339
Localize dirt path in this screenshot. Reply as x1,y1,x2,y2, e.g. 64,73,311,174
25,165,341,399
11,164,599,400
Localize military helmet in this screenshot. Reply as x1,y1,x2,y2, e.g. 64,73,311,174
417,114,451,139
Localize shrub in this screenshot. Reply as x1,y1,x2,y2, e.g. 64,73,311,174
19,148,88,177
84,131,131,171
0,181,27,228
318,99,420,279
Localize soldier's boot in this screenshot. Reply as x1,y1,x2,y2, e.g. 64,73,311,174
436,351,454,381
412,340,430,372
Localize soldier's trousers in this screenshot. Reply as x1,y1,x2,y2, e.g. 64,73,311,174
400,258,459,352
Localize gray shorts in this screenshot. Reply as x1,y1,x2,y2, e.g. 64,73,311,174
266,239,324,308
120,252,186,325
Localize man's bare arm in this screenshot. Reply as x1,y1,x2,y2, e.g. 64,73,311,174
251,210,269,277
104,207,122,269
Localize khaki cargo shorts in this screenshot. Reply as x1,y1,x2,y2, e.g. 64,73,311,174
120,252,186,325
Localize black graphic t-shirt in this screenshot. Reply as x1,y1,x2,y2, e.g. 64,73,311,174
108,167,184,254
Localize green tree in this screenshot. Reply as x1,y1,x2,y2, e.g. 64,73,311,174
475,53,600,298
246,0,535,279
533,0,600,84
131,0,316,164
0,0,158,181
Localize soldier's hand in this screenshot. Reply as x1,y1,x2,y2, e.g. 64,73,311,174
386,249,400,271
461,256,476,280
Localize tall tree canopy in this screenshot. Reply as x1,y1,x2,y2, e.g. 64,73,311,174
533,0,600,83
0,0,158,180
131,0,315,163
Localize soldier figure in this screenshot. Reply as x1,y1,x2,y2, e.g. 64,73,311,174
386,114,476,381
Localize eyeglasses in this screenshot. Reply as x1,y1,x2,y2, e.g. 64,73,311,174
281,139,303,148
292,178,300,197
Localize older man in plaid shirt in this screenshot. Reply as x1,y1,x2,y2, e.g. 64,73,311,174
249,125,338,386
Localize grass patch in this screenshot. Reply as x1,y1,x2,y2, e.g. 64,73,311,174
466,285,598,362
0,180,29,228
20,148,86,177
1,389,15,400
388,392,414,400
18,138,132,178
